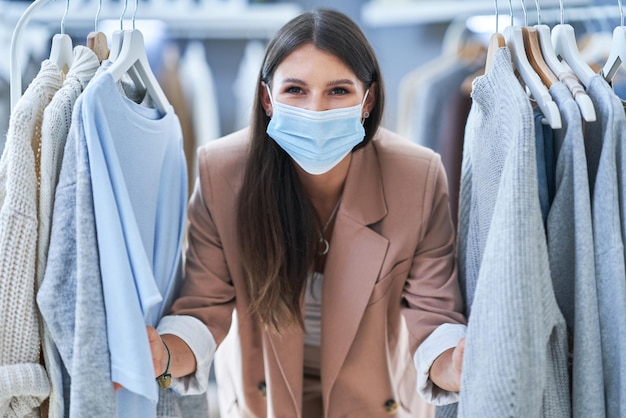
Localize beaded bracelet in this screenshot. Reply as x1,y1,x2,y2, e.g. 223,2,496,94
156,339,172,389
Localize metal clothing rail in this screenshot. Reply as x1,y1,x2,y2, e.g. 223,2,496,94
360,0,601,27
8,0,301,111
9,0,54,111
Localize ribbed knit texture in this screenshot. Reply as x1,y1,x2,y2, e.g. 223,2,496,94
0,60,62,416
37,83,116,418
584,75,626,418
36,46,99,418
548,81,605,418
456,47,570,417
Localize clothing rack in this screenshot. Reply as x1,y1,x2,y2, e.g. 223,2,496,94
361,0,612,27
8,0,301,110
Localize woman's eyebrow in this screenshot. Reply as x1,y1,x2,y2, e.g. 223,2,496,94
327,79,355,87
280,77,307,86
278,78,355,87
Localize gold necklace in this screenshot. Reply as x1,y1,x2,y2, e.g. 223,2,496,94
317,197,341,256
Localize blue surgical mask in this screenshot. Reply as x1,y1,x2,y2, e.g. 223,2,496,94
266,85,369,175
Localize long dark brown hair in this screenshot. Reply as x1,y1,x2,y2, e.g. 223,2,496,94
236,8,386,332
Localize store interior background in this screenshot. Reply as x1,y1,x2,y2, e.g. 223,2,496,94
0,0,622,416
1,0,622,140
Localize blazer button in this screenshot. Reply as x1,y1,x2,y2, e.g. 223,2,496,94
257,381,267,398
384,399,399,414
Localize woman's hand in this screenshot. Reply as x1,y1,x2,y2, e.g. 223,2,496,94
430,337,465,392
147,325,169,377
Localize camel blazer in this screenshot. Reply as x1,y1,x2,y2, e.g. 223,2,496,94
169,127,466,417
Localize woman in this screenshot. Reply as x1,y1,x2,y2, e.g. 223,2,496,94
149,8,467,417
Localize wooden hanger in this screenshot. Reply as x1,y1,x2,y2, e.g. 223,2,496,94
86,0,109,63
505,24,562,129
87,32,110,63
486,32,506,72
523,27,558,88
106,29,169,114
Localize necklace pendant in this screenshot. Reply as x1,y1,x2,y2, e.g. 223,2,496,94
317,237,330,255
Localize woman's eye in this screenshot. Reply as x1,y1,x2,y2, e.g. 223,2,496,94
330,87,349,95
285,86,303,94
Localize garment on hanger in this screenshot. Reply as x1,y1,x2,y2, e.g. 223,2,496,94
0,58,62,417
179,41,221,183
547,81,605,418
233,40,265,130
534,108,555,225
36,44,102,418
455,46,570,417
396,53,460,142
160,42,197,199
79,66,186,418
583,75,626,418
396,37,483,227
38,85,117,418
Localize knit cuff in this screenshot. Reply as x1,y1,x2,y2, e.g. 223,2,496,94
0,363,50,416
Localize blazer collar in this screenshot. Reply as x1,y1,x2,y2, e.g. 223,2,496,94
340,139,387,226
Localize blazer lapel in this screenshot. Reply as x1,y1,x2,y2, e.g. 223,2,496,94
264,326,304,416
320,141,389,402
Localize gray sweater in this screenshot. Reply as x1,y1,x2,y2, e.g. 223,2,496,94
456,47,570,417
548,81,605,418
37,92,116,418
584,75,626,418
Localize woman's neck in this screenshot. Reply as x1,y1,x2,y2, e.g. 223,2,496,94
296,154,351,215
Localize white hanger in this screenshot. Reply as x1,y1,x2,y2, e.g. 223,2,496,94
108,0,129,63
48,0,73,74
106,0,166,113
505,0,561,129
601,0,626,82
551,0,596,89
533,0,596,121
107,0,144,91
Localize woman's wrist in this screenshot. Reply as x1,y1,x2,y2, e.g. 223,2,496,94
160,334,197,379
429,338,464,392
156,338,172,389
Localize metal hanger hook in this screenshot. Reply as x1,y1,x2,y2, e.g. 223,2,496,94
494,0,499,33
61,0,69,34
132,0,138,30
559,0,564,25
534,0,542,25
120,0,129,30
95,0,102,32
508,0,514,27
520,0,528,26
619,0,624,27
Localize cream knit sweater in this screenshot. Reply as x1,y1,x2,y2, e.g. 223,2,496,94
0,60,62,417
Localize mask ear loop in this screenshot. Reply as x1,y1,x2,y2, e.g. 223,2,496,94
265,83,274,117
361,88,370,123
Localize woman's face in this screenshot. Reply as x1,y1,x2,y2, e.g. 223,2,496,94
262,44,374,116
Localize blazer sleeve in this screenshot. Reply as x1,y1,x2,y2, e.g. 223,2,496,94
401,153,467,353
